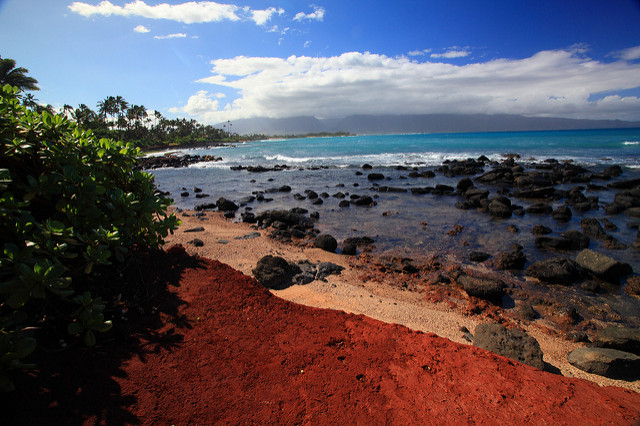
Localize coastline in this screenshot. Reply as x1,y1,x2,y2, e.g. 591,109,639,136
165,208,640,393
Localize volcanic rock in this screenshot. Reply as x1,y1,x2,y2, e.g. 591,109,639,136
473,323,544,370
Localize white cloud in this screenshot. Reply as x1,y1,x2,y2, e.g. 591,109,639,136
169,90,223,116
251,7,284,26
408,49,431,57
154,33,187,39
133,24,150,33
304,40,311,48
613,45,640,61
293,5,325,22
431,49,470,59
181,48,640,123
70,1,241,24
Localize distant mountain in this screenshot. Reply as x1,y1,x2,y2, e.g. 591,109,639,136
224,114,640,136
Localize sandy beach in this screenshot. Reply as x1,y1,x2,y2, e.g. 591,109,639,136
165,208,640,393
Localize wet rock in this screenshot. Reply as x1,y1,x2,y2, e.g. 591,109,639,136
514,186,555,199
575,249,632,283
252,255,302,289
525,203,553,215
241,212,257,223
568,347,640,380
624,207,640,218
194,202,217,211
216,197,239,212
315,234,338,253
560,230,590,250
469,251,491,262
457,177,474,192
362,163,373,170
580,218,626,250
464,188,490,201
367,173,385,180
338,200,350,208
531,225,552,235
457,275,505,301
305,190,319,199
525,257,584,284
351,196,375,206
434,184,455,194
626,276,640,296
581,280,602,293
473,323,544,370
494,245,526,270
592,327,640,355
181,191,189,197
488,200,512,218
535,237,575,251
552,206,572,222
607,178,640,189
603,165,623,178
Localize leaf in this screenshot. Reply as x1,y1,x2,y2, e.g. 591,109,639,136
83,330,96,347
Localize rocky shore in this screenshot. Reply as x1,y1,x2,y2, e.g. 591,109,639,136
149,151,640,385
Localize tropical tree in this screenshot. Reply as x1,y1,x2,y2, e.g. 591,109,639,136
21,93,38,110
0,56,39,92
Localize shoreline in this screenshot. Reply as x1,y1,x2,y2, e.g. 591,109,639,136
164,208,640,393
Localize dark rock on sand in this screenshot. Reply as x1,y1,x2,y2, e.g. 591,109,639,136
526,257,584,284
216,197,239,212
473,323,544,370
457,275,505,301
252,255,302,289
189,238,204,247
592,327,640,356
352,196,375,206
184,226,205,233
315,234,338,253
457,177,474,192
568,347,640,380
316,262,345,281
575,249,632,283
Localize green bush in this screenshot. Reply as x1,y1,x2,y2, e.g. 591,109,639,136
0,85,179,391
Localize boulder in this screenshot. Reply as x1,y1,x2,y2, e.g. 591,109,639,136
494,245,526,270
580,218,626,250
591,327,640,355
525,203,553,215
568,347,640,380
351,196,375,206
216,197,239,212
575,249,632,283
488,200,512,218
457,275,504,302
525,257,584,284
367,173,385,180
535,237,575,251
252,255,302,289
552,206,572,222
469,251,491,262
560,230,590,250
456,177,474,192
315,234,338,253
473,323,544,370
531,225,552,235
316,262,345,281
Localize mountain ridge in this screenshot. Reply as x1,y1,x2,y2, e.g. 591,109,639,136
222,114,640,136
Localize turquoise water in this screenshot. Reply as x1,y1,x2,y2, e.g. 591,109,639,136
165,128,640,169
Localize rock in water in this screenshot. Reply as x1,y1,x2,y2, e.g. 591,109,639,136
473,323,544,370
568,347,640,380
575,249,632,283
525,257,584,284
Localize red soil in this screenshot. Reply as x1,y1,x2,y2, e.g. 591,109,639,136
6,245,640,424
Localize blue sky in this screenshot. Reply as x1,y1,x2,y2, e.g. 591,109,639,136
1,0,640,123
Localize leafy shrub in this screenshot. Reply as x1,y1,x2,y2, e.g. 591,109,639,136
0,85,179,390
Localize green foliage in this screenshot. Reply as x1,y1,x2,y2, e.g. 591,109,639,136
0,84,180,390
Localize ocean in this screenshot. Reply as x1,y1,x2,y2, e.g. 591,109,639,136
150,128,640,326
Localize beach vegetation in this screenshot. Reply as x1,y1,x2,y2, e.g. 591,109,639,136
0,84,179,391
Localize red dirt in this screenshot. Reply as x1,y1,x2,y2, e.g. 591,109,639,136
6,245,640,424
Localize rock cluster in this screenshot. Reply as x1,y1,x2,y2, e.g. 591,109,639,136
137,154,222,170
252,255,344,289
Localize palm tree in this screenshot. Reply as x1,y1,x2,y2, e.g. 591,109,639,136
0,56,39,92
97,96,117,128
22,93,38,110
62,104,75,120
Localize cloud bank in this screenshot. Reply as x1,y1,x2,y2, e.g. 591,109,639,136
178,47,640,123
70,1,322,26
